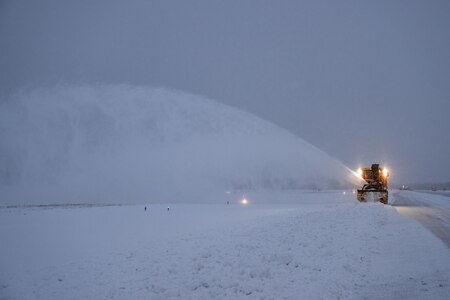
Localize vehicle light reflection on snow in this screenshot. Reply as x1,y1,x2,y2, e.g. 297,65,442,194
240,198,248,205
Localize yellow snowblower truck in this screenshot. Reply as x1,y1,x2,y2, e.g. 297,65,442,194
356,164,390,204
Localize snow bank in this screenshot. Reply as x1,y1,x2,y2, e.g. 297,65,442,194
1,191,449,299
0,85,360,205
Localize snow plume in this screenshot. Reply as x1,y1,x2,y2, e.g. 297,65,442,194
0,85,360,204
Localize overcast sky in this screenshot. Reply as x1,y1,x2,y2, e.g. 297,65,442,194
1,0,449,184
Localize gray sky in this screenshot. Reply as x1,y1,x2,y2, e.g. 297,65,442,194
1,0,449,184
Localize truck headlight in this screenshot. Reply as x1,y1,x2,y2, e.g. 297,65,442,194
357,168,363,176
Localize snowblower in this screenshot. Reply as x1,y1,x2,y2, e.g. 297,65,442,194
356,164,389,204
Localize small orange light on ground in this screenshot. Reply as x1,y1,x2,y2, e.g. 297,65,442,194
240,198,248,205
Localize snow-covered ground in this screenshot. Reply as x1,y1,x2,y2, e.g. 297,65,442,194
1,191,449,299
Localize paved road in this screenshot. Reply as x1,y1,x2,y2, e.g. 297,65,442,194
392,191,450,248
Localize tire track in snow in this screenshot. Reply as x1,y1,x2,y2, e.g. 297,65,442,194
392,191,450,248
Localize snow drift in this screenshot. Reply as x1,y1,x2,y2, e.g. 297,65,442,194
0,85,359,204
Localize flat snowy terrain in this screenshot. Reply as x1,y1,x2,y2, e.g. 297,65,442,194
1,191,449,299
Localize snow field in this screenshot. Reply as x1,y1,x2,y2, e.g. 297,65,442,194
1,192,450,299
